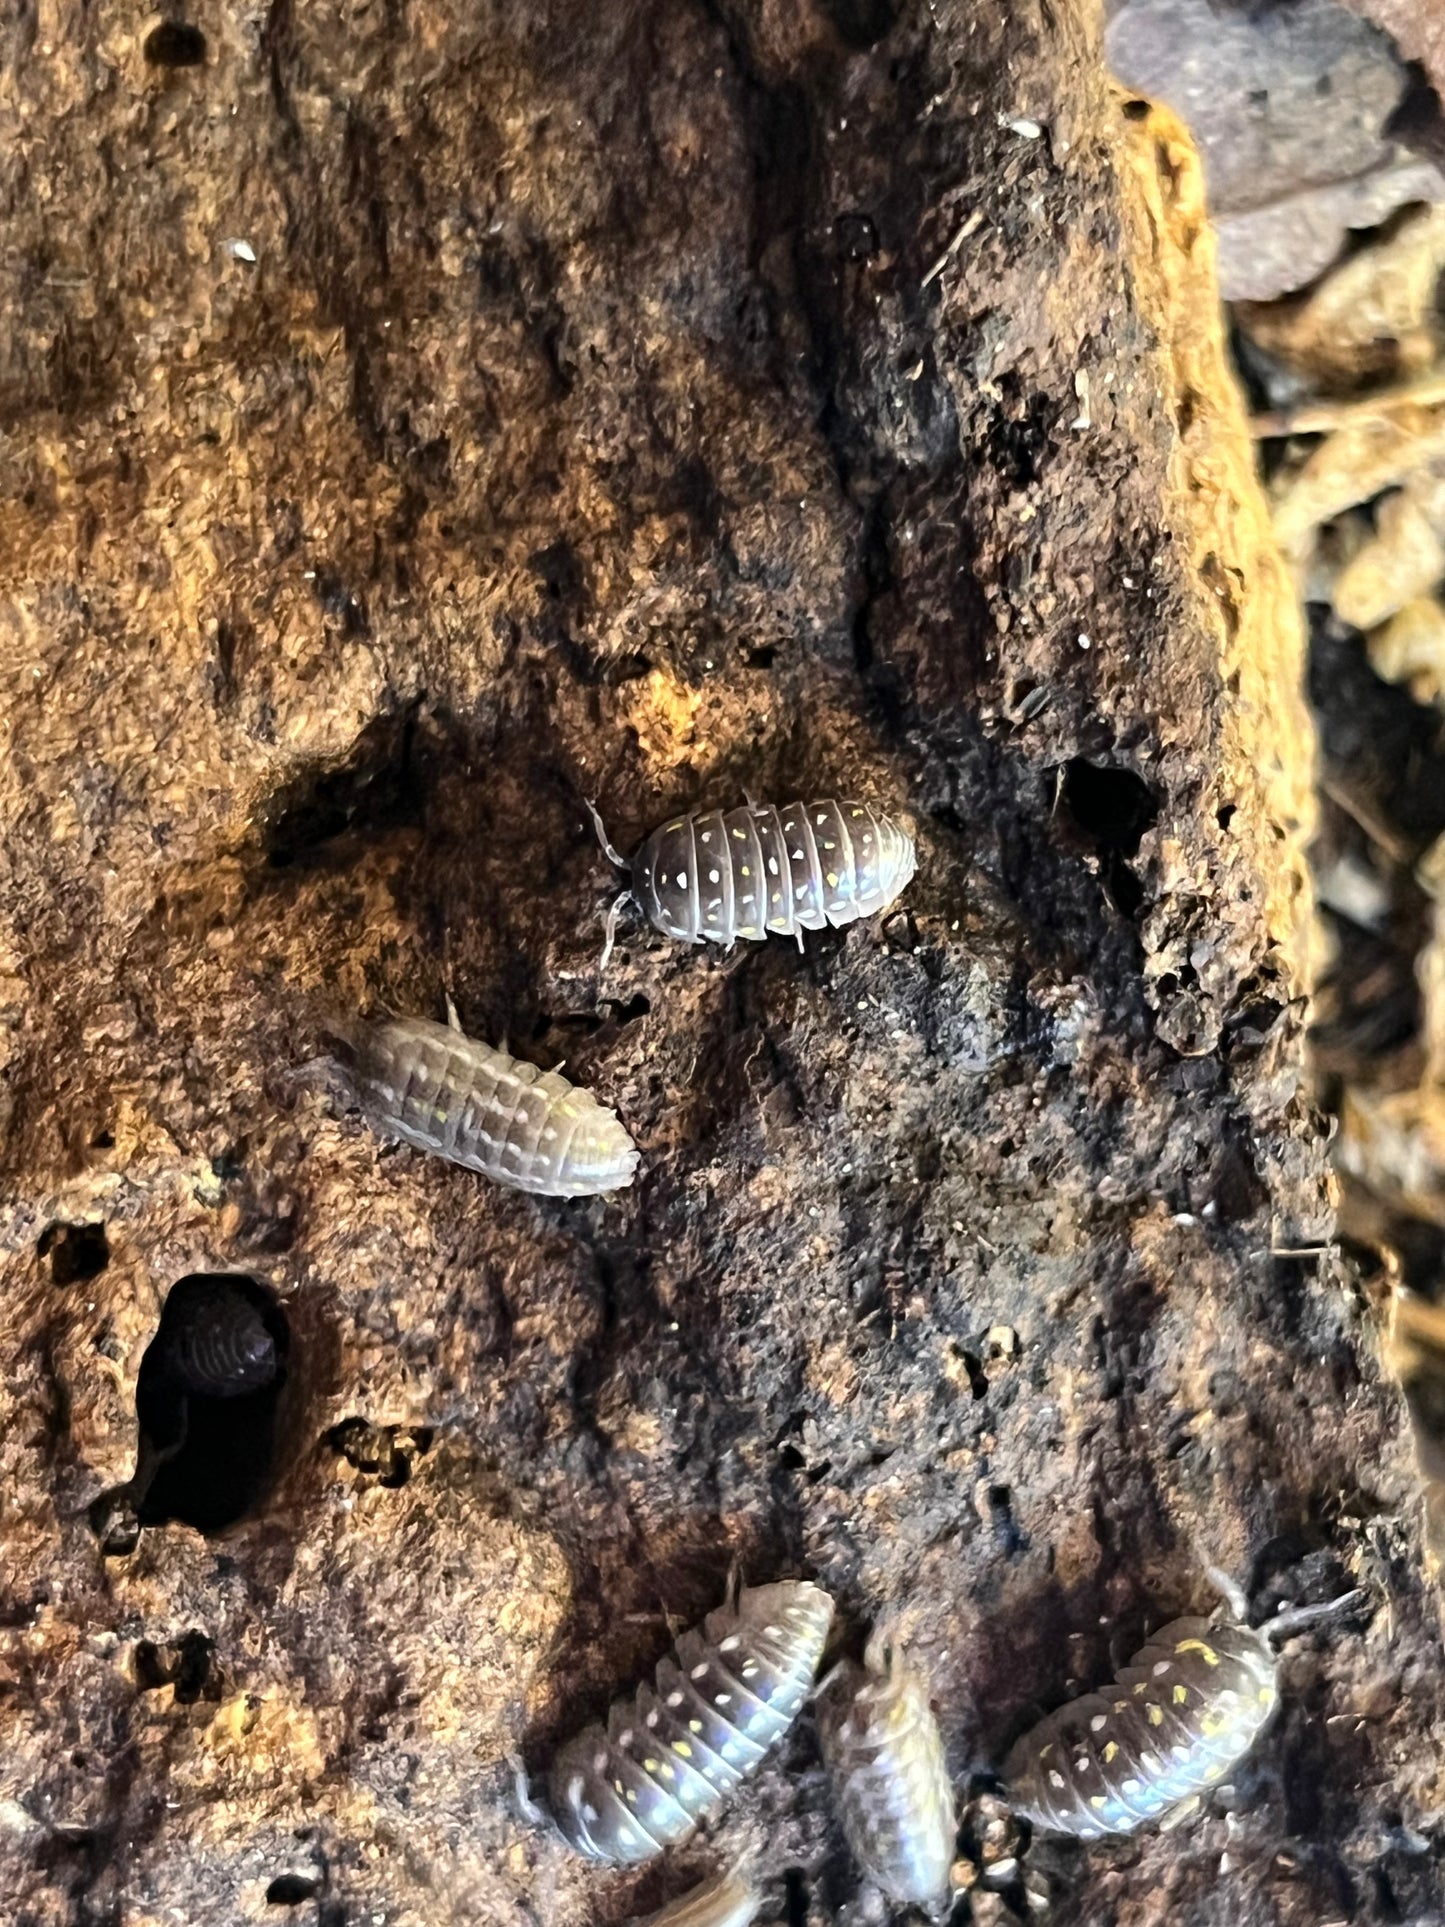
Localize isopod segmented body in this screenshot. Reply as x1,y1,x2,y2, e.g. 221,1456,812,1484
818,1631,956,1913
635,1873,762,1927
341,1014,639,1198
141,1273,286,1401
1004,1613,1281,1839
590,798,915,960
549,1579,835,1864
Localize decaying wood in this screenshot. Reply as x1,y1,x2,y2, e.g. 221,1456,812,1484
2,3,1443,1925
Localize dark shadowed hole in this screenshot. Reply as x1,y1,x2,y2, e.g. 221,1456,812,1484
134,1630,218,1702
132,1274,290,1534
132,1641,171,1691
264,705,424,867
528,538,584,604
1059,759,1159,856
143,20,207,65
38,1221,109,1285
609,992,650,1024
986,1484,1028,1556
954,1348,989,1398
170,1629,219,1702
266,1874,319,1906
817,0,897,47
325,1416,433,1489
1058,759,1159,919
783,1868,809,1927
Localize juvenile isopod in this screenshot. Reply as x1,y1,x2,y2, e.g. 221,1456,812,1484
1003,1572,1366,1839
588,797,916,965
634,1872,762,1927
818,1630,956,1915
548,1577,835,1864
337,1011,639,1198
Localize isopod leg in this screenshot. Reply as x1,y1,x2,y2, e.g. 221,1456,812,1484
599,889,631,972
1158,1793,1203,1833
1261,1589,1368,1643
506,1751,550,1830
1201,1563,1250,1624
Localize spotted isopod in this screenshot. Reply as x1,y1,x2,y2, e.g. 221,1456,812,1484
339,1012,639,1198
587,797,916,965
1003,1572,1366,1839
548,1578,835,1864
818,1629,957,1915
634,1872,762,1927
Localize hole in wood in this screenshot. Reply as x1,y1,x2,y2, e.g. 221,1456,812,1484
129,1274,291,1534
143,20,207,66
38,1221,109,1285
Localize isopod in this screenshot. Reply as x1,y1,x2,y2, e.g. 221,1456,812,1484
91,1274,292,1546
818,1630,956,1914
338,1012,639,1198
140,1272,286,1403
548,1577,835,1864
1003,1573,1366,1839
635,1873,762,1927
588,797,916,965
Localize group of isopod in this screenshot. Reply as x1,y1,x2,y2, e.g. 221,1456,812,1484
526,1568,1360,1926
333,797,916,1197
324,798,1363,1918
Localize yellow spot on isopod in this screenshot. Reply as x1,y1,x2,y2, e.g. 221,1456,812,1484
826,872,839,887
1090,1796,1107,1810
1146,1705,1164,1726
1172,1685,1189,1705
1175,1639,1219,1666
673,1742,692,1758
1257,1686,1275,1705
1102,1742,1119,1763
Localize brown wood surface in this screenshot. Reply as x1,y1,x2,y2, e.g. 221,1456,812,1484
2,2,1442,1923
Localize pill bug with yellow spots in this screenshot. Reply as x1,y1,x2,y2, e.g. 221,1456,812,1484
338,1012,639,1198
587,797,916,965
634,1872,762,1927
1003,1577,1365,1839
548,1578,835,1864
818,1630,957,1914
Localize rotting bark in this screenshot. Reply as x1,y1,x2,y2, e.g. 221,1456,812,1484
1,3,1443,1926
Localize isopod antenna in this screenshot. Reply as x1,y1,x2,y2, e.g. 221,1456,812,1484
584,796,635,971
